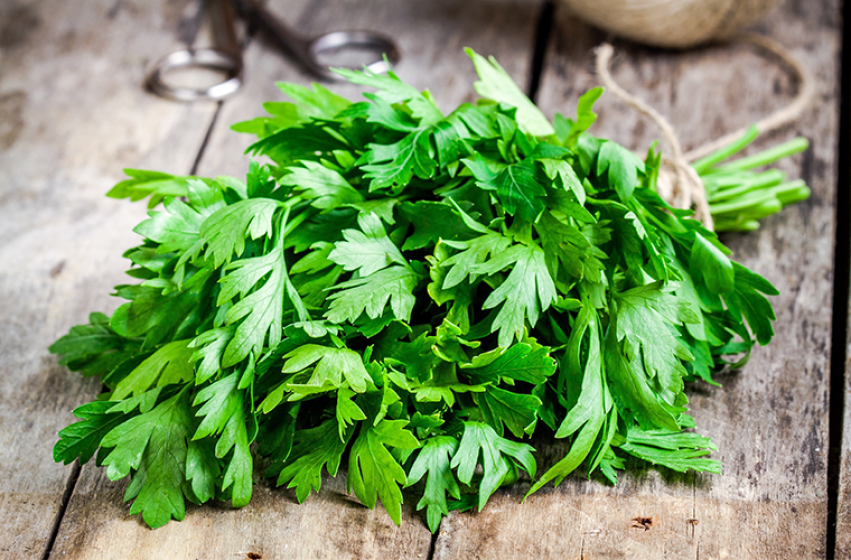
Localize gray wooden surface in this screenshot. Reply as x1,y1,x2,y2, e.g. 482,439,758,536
0,0,845,558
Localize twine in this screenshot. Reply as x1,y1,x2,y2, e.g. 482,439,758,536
594,35,815,230
562,0,783,49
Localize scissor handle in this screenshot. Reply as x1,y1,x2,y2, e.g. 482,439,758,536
147,0,242,102
237,0,400,81
308,30,400,80
145,48,243,102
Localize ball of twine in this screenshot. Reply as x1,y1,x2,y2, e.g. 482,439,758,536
594,35,815,230
562,0,784,48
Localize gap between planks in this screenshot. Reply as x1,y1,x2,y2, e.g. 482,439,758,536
40,462,81,560
826,0,851,555
526,0,556,104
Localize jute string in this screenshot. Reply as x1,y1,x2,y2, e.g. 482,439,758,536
562,0,783,49
594,34,815,230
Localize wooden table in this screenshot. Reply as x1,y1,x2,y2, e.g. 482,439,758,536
1,0,847,558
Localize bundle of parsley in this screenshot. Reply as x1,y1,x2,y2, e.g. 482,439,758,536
51,50,786,531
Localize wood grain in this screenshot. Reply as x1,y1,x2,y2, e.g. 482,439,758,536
48,0,544,558
0,0,219,557
434,0,841,558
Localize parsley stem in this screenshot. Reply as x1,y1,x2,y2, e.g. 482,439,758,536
771,179,811,205
704,169,784,190
746,198,784,219
702,172,753,189
692,125,759,174
283,205,315,237
707,170,785,202
713,217,761,231
712,137,809,173
710,192,780,215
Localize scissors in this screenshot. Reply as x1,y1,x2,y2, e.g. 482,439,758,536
146,0,400,101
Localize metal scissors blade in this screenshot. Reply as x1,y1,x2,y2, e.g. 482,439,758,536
238,0,399,81
146,0,400,101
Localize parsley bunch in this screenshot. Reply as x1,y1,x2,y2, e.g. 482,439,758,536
51,50,783,531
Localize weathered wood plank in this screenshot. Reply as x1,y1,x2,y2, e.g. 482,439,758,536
0,1,220,558
49,0,544,558
836,216,851,550
434,0,840,558
53,473,430,560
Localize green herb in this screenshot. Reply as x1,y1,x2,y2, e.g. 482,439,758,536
51,50,795,530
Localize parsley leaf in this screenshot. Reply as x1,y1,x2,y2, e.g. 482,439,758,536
461,343,556,385
406,436,461,532
281,344,372,393
475,243,558,347
277,419,353,502
111,340,194,400
328,212,407,276
451,421,536,510
325,265,421,324
101,393,193,529
597,140,645,201
493,161,547,223
466,48,554,137
361,129,437,192
54,401,126,465
348,419,420,525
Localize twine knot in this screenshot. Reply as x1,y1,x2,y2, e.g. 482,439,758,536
656,159,712,228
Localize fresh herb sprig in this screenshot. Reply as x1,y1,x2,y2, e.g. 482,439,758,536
51,50,791,530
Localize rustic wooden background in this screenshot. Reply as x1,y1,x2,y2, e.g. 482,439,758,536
0,0,847,558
